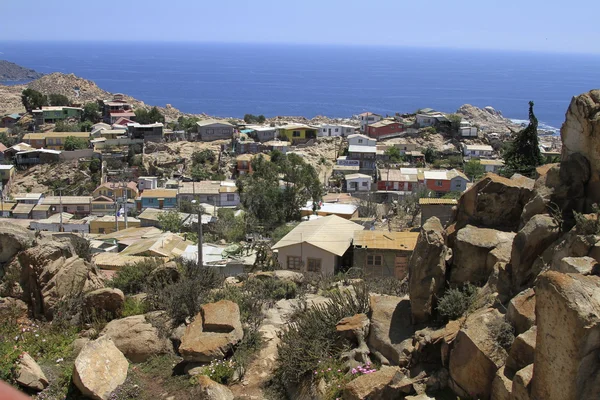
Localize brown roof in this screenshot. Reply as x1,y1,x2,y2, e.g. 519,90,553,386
353,230,419,251
95,181,138,192
139,189,177,199
12,203,35,215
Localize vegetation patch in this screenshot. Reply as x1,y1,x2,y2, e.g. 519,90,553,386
436,283,478,321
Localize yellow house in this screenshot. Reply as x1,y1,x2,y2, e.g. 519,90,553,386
90,215,141,234
0,165,15,183
277,124,318,143
44,132,91,150
93,182,139,199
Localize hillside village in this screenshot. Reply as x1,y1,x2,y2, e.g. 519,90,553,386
0,74,596,400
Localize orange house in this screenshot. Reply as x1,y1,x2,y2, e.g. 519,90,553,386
424,170,451,194
236,153,270,175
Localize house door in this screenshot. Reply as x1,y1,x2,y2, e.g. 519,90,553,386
159,199,164,209
394,182,399,190
328,128,332,136
395,256,409,279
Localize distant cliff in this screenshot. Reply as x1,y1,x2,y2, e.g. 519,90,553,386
0,60,44,81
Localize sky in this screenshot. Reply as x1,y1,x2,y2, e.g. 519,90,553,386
1,0,599,54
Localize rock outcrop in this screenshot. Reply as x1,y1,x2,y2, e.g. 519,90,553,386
511,214,560,291
73,336,129,400
560,89,600,203
19,239,104,319
451,225,515,284
454,173,534,232
367,295,413,366
409,217,450,324
506,326,536,376
0,223,34,263
14,352,48,391
448,308,507,399
193,375,235,400
179,300,243,362
100,314,172,363
506,288,536,335
532,271,600,400
558,256,599,275
83,288,125,318
342,366,402,400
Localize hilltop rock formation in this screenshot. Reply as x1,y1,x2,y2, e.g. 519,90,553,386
456,104,520,134
0,60,43,81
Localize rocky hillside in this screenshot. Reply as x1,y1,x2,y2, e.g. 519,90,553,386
0,60,43,81
457,103,521,134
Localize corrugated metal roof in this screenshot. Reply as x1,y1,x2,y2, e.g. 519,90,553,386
348,145,377,154
419,198,458,205
196,119,233,127
272,215,364,256
12,203,35,214
93,253,167,270
346,173,372,180
139,189,177,198
353,230,419,251
42,196,93,205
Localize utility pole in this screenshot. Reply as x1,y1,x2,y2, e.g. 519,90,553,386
59,188,63,232
122,180,128,229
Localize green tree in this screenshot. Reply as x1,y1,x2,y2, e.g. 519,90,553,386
257,115,266,124
48,93,70,106
157,210,183,232
424,147,436,164
447,113,463,134
89,158,101,174
63,136,88,151
54,121,80,132
384,146,403,162
192,149,216,166
177,116,200,132
464,158,485,180
83,102,102,123
134,106,165,124
502,101,544,177
21,88,47,112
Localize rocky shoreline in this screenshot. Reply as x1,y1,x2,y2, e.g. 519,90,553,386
0,60,44,82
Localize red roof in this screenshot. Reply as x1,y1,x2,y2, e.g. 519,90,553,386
113,117,135,126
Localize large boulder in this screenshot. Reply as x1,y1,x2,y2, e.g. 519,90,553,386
367,295,413,366
511,214,560,291
409,217,449,324
73,336,129,400
336,313,370,344
454,173,534,232
448,308,507,400
19,239,104,320
558,256,599,275
100,314,172,363
0,223,34,263
179,300,243,362
560,90,600,203
83,288,125,319
512,364,533,400
14,352,48,391
451,225,515,285
193,375,234,400
532,271,600,400
506,288,536,335
505,326,536,375
491,366,512,400
342,366,401,400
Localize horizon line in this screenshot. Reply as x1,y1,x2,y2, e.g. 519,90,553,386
1,39,600,57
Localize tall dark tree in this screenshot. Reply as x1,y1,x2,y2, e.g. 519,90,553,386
134,107,165,124
502,101,544,177
21,88,47,112
83,102,102,123
48,93,70,106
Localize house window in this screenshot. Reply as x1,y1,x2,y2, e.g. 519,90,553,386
108,190,113,196
98,228,105,234
307,258,321,273
436,180,443,187
366,254,383,267
76,206,84,211
207,196,213,202
227,194,235,201
455,181,462,188
292,131,301,137
334,128,339,132
358,139,363,144
63,206,68,212
207,129,214,134
361,181,368,187
287,256,302,270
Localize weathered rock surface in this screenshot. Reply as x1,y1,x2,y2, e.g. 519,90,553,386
101,314,172,362
532,271,600,400
532,227,598,276
409,217,449,324
506,288,536,335
448,308,507,400
454,173,534,232
519,194,547,230
0,296,28,319
560,89,600,203
19,239,104,319
512,364,533,400
179,300,243,362
0,223,34,263
14,352,48,391
337,313,370,344
342,366,401,400
367,295,413,366
491,366,512,400
511,214,560,291
193,375,234,400
73,336,128,400
254,270,304,284
558,256,599,275
506,326,536,375
83,288,125,318
451,225,515,284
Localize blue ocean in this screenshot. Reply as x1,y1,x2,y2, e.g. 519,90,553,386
1,41,600,129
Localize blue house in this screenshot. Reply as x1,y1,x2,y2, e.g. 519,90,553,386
137,189,178,211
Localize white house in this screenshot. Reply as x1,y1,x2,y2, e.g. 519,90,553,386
248,125,278,142
480,159,505,173
318,124,356,137
416,110,448,128
358,112,382,131
459,121,478,137
345,173,372,192
463,144,494,159
138,176,159,191
347,133,376,147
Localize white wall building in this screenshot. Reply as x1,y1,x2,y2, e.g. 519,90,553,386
480,159,505,173
459,121,478,137
138,176,159,191
345,173,372,192
347,133,376,147
463,144,494,159
318,124,356,137
358,112,382,131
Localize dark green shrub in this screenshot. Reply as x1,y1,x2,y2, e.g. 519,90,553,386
436,283,478,321
490,319,515,350
122,297,147,317
272,284,370,388
110,258,163,295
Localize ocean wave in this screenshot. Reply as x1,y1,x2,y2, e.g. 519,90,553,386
510,118,560,135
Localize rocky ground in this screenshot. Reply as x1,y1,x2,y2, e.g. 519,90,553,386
9,160,97,196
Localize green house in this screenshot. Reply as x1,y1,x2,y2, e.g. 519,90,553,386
33,106,83,125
